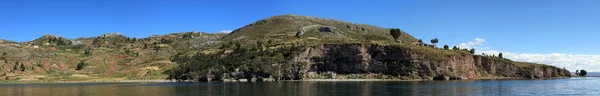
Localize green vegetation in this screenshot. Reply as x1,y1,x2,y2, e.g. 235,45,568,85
407,44,471,61
166,41,313,81
389,28,403,42
578,70,587,76
452,46,459,50
499,53,503,58
430,38,438,45
443,45,449,50
222,15,417,45
75,61,87,70
0,15,569,82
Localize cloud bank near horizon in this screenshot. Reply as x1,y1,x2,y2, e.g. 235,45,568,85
459,38,600,72
219,30,233,33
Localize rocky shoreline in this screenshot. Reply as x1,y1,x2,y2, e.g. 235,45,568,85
0,77,568,84
0,76,576,84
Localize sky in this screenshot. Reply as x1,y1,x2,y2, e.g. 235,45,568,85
1,0,599,71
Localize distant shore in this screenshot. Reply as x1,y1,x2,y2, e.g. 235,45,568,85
55,80,177,83
0,79,176,84
293,79,422,81
0,76,577,84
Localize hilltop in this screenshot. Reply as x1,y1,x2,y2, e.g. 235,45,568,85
223,15,418,44
168,15,571,81
0,15,570,82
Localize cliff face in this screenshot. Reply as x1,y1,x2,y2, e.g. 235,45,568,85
297,44,571,80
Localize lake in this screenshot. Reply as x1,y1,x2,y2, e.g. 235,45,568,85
0,77,597,96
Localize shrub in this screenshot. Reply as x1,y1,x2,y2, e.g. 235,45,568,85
75,61,87,70
579,70,587,76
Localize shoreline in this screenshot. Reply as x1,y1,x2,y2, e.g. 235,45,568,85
291,79,423,82
0,77,576,84
0,79,177,84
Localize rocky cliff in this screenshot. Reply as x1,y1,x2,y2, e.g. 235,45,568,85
296,44,571,80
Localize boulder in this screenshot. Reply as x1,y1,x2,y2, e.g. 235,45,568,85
433,75,450,80
318,27,335,32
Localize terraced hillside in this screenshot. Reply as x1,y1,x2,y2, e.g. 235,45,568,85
0,15,570,82
0,32,225,82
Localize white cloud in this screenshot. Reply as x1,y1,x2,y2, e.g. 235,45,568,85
459,38,600,72
458,38,486,49
219,30,233,33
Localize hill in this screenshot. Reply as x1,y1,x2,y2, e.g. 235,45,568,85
0,15,570,82
0,32,224,82
167,15,571,82
223,15,418,44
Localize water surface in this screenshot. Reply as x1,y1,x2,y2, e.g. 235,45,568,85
0,77,598,96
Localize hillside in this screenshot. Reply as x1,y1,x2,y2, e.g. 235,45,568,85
168,42,571,82
0,15,570,82
0,32,224,82
223,15,418,44
167,15,570,82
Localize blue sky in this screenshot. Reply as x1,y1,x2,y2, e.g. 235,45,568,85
1,0,599,71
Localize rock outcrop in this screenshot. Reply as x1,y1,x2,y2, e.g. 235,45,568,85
295,44,571,80
100,32,124,38
318,26,335,32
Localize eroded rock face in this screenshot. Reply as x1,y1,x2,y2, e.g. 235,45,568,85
295,44,571,80
101,32,123,38
296,25,320,37
318,27,335,32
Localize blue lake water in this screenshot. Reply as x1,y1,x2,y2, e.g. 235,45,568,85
0,77,598,96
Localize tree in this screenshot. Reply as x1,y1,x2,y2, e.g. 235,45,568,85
430,38,439,45
84,49,92,56
13,61,19,71
20,63,25,71
579,70,587,76
1,52,5,61
418,39,423,43
462,49,469,52
76,61,87,70
452,46,459,50
443,45,449,50
470,48,475,54
154,45,161,53
267,40,273,45
257,41,265,51
389,28,402,42
498,53,503,58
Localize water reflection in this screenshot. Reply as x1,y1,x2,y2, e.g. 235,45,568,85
0,83,176,96
0,78,598,96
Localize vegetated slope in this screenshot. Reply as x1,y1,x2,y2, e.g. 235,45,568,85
0,32,225,82
168,43,571,82
167,15,570,82
0,14,570,82
222,15,418,44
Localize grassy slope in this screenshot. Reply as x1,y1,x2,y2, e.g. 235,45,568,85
0,32,224,82
222,15,418,44
0,15,565,82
